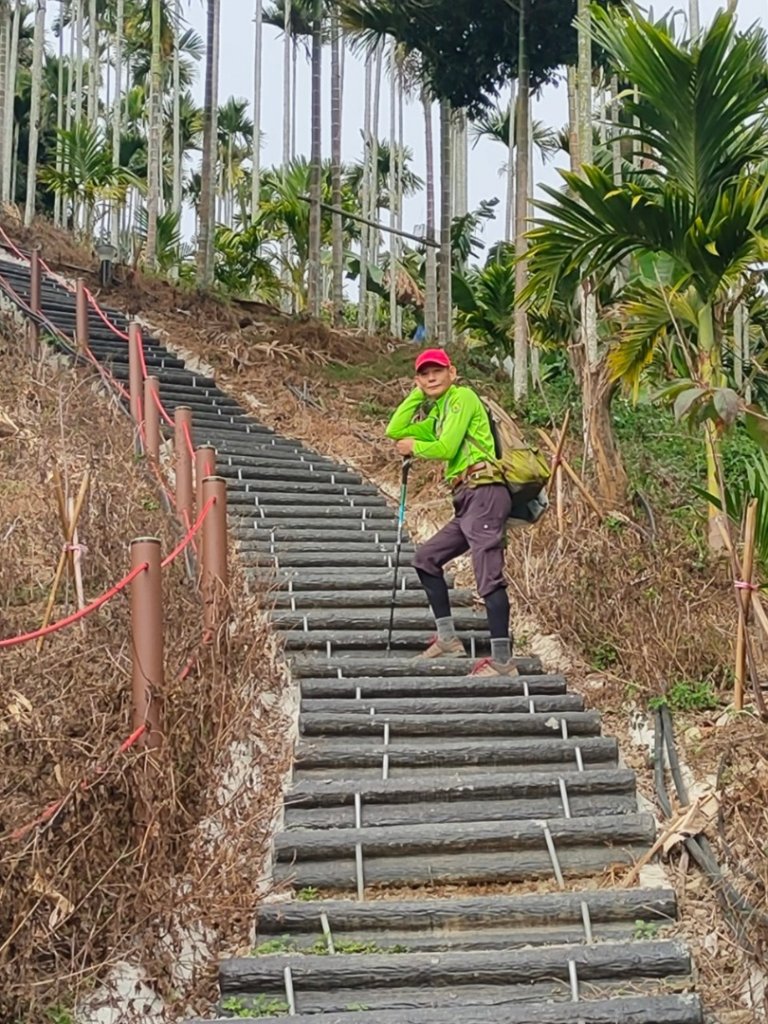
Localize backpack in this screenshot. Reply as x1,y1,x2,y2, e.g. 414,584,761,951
466,396,551,524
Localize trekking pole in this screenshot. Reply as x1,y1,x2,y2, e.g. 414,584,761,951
386,457,412,654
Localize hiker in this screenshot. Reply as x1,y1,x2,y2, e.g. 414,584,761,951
385,347,519,677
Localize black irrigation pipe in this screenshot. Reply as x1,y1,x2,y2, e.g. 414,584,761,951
655,705,768,953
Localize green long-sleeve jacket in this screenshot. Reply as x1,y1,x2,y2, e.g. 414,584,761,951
385,384,499,481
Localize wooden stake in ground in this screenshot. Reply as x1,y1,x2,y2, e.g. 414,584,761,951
550,409,571,540
37,470,90,652
734,499,757,711
536,424,602,520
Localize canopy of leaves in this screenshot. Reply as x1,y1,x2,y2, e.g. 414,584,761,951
334,0,622,115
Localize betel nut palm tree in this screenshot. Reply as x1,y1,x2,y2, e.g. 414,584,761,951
525,8,768,526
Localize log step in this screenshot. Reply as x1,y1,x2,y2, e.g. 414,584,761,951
282,630,490,652
290,654,543,675
294,735,617,776
218,939,691,997
270,589,472,609
185,994,703,1023
297,710,603,738
254,887,674,945
297,673,562,698
300,693,583,714
275,609,486,632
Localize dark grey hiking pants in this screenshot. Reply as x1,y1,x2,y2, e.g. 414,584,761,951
412,483,512,597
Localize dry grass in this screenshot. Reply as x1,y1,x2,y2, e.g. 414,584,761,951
0,321,294,1022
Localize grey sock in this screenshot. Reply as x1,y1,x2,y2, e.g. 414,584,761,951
436,616,456,641
491,638,511,663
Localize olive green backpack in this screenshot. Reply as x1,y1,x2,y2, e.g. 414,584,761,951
466,397,551,521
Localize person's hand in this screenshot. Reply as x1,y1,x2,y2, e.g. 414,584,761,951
395,438,415,457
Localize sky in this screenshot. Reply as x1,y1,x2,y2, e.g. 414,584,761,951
173,0,766,255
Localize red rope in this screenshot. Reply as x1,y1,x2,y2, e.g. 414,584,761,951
182,420,195,459
0,223,26,260
0,563,147,650
149,375,174,426
134,326,149,379
161,497,214,567
84,285,130,340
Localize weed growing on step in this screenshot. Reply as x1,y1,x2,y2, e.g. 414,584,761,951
296,886,319,901
633,919,660,940
252,935,409,956
648,680,720,713
221,995,289,1018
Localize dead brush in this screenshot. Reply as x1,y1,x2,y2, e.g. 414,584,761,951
507,503,738,702
0,337,293,1021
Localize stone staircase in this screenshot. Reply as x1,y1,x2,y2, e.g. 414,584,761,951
0,249,704,1023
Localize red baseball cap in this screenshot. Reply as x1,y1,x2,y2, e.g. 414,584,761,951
414,348,452,371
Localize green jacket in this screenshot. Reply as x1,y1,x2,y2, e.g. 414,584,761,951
385,384,499,481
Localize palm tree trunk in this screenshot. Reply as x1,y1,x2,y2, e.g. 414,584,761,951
24,0,46,227
280,0,292,310
330,10,344,325
197,0,220,287
75,0,84,126
358,56,372,328
87,0,98,127
388,44,398,338
505,81,516,241
527,106,539,388
513,0,529,401
2,0,20,202
0,2,10,204
367,41,383,333
422,88,437,342
250,0,263,226
291,37,298,161
437,98,453,345
146,0,162,270
308,5,322,318
172,0,182,223
54,13,65,227
111,0,124,249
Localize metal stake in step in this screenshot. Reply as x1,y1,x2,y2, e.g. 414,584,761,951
320,911,335,954
541,821,566,890
283,966,297,1014
522,680,530,698
567,959,580,1002
382,722,390,780
580,900,594,943
355,843,365,901
470,636,476,659
574,746,585,772
558,777,572,818
354,792,362,828
561,719,569,740
355,686,362,700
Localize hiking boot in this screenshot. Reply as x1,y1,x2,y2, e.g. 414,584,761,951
470,657,519,677
415,635,468,660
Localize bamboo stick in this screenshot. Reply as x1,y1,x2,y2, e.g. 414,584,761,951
37,471,90,652
550,409,571,540
68,495,87,631
734,500,757,710
536,425,602,519
715,514,767,719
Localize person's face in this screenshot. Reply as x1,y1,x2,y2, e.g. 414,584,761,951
416,363,457,399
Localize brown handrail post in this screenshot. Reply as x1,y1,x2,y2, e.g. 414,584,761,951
144,377,160,461
128,322,143,440
201,475,229,633
129,538,164,750
75,277,89,353
174,406,194,528
195,445,217,567
195,445,217,517
29,245,41,352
